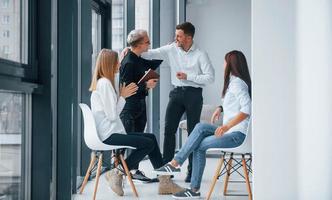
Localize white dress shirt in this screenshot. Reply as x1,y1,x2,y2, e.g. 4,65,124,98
222,75,251,134
90,77,126,141
142,42,215,88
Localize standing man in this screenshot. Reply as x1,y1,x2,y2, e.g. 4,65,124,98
142,22,215,182
120,29,163,183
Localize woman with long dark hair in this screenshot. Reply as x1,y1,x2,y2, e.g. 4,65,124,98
154,50,252,199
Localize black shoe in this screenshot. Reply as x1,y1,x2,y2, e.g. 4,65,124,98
148,177,159,183
184,173,191,183
172,188,200,199
131,170,152,183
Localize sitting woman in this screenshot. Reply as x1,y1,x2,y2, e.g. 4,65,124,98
155,50,252,199
89,49,165,196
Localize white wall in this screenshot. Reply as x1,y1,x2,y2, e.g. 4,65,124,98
186,0,251,105
296,0,332,199
252,0,298,199
253,0,332,199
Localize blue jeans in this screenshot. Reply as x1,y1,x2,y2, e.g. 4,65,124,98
174,123,246,190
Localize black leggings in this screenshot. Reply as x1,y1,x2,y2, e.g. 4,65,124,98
103,132,163,170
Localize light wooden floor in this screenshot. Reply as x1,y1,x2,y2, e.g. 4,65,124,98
73,157,251,200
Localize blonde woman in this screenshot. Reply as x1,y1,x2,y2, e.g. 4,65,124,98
89,49,164,196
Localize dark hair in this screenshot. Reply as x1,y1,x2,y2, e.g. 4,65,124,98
222,50,252,98
176,22,195,38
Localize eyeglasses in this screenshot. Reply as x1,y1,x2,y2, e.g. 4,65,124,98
141,40,150,45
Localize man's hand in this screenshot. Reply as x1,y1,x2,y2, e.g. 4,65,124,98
146,79,158,89
119,47,130,63
176,72,187,80
214,125,230,137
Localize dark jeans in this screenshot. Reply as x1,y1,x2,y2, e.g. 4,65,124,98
103,132,163,171
120,99,147,169
163,86,203,175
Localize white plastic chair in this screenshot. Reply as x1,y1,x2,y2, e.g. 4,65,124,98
78,103,138,199
206,120,252,200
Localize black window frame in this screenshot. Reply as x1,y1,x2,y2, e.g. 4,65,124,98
0,0,38,90
0,0,38,199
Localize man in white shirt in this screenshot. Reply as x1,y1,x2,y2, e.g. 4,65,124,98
142,22,215,182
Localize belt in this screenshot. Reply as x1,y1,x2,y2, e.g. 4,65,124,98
174,86,202,91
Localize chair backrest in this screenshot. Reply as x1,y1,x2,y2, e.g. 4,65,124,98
79,103,136,151
207,118,252,154
79,103,112,150
223,118,252,154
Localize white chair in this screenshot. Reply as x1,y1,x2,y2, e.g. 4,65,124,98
78,103,138,199
206,120,252,200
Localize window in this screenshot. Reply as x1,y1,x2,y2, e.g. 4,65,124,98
111,0,124,53
1,15,9,24
135,0,150,33
1,0,9,8
1,45,10,58
91,9,101,73
0,0,28,63
0,91,24,200
2,30,10,38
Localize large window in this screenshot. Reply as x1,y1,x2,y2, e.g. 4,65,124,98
0,0,28,63
0,91,24,200
91,9,101,72
111,0,124,53
135,0,150,33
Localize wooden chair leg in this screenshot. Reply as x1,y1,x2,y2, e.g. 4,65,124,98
79,152,96,194
223,154,233,195
242,155,252,200
206,153,225,200
119,154,139,197
92,153,103,200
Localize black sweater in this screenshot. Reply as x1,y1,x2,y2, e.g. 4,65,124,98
120,50,162,101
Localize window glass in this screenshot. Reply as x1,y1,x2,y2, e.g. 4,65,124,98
111,0,124,53
0,0,27,63
91,9,102,73
135,0,150,33
0,91,23,200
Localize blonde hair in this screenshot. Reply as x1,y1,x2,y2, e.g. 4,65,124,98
89,49,119,91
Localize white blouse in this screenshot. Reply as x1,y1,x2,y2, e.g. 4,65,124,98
222,75,251,134
90,77,126,141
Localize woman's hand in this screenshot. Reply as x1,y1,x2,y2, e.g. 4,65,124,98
210,107,222,124
146,79,158,89
214,125,230,137
120,82,138,98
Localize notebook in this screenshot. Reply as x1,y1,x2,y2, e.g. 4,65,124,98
138,69,160,84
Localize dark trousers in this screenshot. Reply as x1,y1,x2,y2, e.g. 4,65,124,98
103,132,163,170
120,99,147,133
163,86,203,175
120,99,147,169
